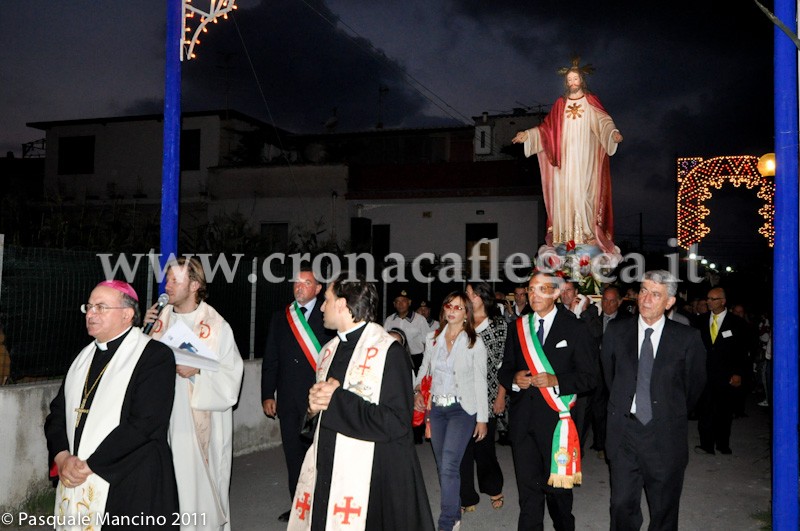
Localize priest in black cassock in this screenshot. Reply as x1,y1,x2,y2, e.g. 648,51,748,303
44,280,178,529
288,273,434,531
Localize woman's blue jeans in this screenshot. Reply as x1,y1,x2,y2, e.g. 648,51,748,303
429,403,476,531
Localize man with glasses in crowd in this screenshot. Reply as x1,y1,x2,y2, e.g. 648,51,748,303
693,287,749,455
499,272,597,530
45,280,178,526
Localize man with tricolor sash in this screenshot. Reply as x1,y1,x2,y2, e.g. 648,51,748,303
288,273,434,530
262,265,332,522
499,271,598,531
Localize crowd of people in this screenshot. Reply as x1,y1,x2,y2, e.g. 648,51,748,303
43,259,771,531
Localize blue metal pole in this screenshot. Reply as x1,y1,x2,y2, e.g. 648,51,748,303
772,0,799,529
160,0,182,284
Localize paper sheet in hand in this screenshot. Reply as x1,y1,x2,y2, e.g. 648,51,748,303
159,320,219,371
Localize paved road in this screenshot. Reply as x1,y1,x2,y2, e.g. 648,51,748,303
232,400,771,530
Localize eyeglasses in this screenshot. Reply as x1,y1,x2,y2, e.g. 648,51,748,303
706,297,724,301
525,285,555,294
81,303,127,314
444,303,465,311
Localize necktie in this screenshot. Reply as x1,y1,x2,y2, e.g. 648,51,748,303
299,306,307,315
603,315,611,332
710,314,718,343
635,328,655,425
536,319,545,345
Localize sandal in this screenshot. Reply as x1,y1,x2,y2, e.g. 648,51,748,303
490,494,504,510
460,505,476,514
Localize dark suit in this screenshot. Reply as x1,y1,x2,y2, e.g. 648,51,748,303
499,308,598,531
261,296,333,499
507,303,534,324
694,311,749,452
579,308,632,451
603,317,705,531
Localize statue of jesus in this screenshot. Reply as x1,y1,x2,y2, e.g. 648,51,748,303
513,58,623,256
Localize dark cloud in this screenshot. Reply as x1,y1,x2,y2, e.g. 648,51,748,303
1,0,777,263
179,0,441,132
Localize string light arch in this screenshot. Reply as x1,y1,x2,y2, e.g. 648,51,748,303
182,0,238,60
677,155,775,249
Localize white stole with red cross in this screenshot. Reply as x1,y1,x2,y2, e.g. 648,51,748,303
288,322,392,531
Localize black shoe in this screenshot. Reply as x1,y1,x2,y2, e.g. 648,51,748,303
717,447,733,455
278,510,291,522
497,432,511,446
694,445,715,455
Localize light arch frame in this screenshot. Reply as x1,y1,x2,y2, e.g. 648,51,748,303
676,155,775,249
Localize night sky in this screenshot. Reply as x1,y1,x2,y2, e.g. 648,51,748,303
0,1,776,268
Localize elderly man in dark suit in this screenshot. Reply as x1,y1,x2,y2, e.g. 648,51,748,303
694,287,749,455
603,270,706,531
499,271,597,531
261,265,333,521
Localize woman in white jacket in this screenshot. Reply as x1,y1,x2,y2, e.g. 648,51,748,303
415,291,488,531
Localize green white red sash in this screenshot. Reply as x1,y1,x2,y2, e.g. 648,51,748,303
517,314,582,488
286,302,322,371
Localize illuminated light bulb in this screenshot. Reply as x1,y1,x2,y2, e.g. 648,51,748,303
725,266,733,272
202,27,208,32
757,153,776,176
701,259,708,265
689,253,697,260
709,263,716,269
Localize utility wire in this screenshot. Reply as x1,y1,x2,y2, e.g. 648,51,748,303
297,0,472,125
230,12,314,222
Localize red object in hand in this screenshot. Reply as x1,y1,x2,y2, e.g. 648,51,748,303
49,461,58,479
412,375,432,427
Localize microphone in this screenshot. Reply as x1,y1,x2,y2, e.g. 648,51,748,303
143,293,170,335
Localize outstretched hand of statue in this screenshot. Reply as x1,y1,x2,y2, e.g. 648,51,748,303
612,130,623,143
512,130,529,144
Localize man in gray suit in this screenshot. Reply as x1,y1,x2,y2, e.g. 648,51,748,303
602,270,706,530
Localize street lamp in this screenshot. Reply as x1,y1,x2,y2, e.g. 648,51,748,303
758,152,776,177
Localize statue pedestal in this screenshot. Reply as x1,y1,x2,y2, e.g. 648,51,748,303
535,242,621,295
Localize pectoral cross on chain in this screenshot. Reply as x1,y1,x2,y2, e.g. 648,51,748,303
75,400,90,428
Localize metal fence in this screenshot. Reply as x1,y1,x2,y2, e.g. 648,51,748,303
0,245,291,382
0,241,514,383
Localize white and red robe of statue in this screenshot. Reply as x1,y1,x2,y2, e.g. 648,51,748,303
523,94,620,254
